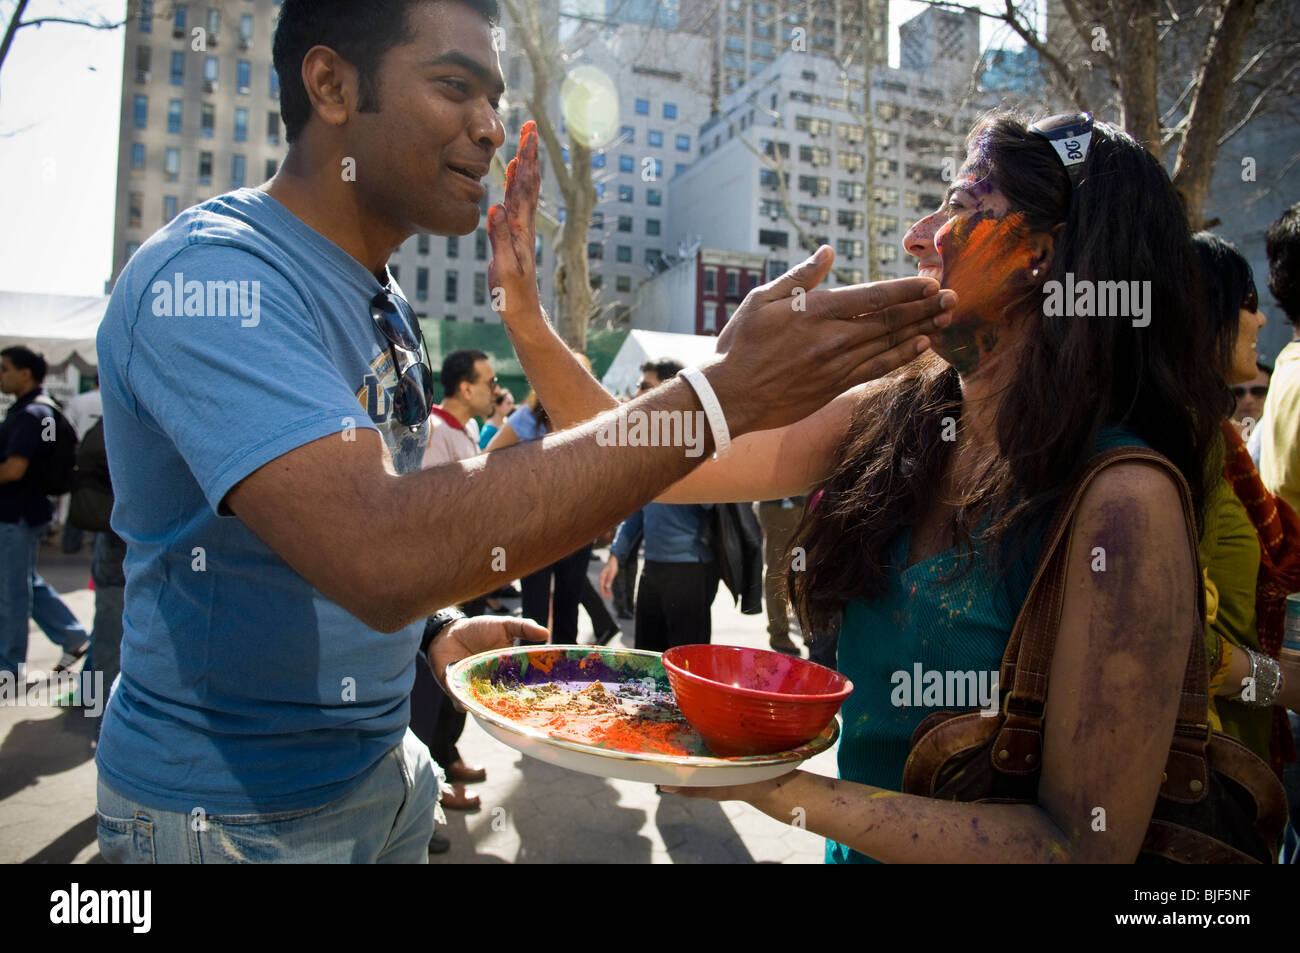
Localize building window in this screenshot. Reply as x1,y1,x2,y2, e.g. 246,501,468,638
591,153,606,168
128,192,143,229
166,98,182,133
704,267,717,293
726,271,739,296
164,146,180,179
238,59,251,94
620,125,634,143
616,245,632,263
163,195,178,222
267,111,280,145
758,228,788,248
418,234,430,255
618,185,634,203
446,235,459,258
239,13,254,48
836,238,864,259
139,0,153,32
170,51,185,85
588,242,604,260
203,55,219,91
133,94,148,129
663,102,677,119
270,67,280,99
645,248,662,268
444,272,457,302
838,180,866,201
474,273,487,305
476,230,487,260
648,129,662,148
838,209,865,230
619,155,634,172
173,5,186,35
590,211,604,229
675,134,690,152
200,102,215,137
265,158,278,180
234,107,248,141
646,218,660,236
135,45,151,82
130,142,146,170
417,267,430,301
646,189,662,206
635,98,649,115
647,158,663,178
617,215,633,232
675,163,688,176
198,151,213,185
231,153,246,188
206,7,220,37
839,151,864,173
616,275,632,293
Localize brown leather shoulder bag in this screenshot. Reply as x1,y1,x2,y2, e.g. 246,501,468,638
900,447,1288,862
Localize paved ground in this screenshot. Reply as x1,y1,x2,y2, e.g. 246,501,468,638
0,543,838,864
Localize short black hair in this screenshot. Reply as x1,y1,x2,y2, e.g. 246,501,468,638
441,348,489,400
1193,232,1258,380
640,358,683,382
1266,202,1300,326
1,346,47,385
1258,360,1273,376
273,0,500,145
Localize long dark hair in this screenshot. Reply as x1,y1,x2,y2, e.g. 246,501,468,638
788,112,1223,635
1193,231,1259,397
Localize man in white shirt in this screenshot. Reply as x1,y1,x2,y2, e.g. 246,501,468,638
416,349,500,817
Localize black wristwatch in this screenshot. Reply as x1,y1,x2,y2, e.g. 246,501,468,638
421,607,467,661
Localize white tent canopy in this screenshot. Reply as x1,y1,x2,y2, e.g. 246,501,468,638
0,291,109,370
601,329,720,397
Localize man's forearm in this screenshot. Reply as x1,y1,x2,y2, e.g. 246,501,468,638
503,315,618,429
378,376,711,628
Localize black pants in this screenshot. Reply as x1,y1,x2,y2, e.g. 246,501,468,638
408,650,462,771
579,575,617,638
521,544,592,643
634,560,719,653
612,538,640,614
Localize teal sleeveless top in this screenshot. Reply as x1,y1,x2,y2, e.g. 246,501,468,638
827,428,1149,864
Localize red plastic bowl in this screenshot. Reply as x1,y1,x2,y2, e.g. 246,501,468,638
662,645,853,757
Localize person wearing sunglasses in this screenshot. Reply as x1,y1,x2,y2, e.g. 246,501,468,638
1233,368,1271,434
91,0,954,865
490,110,1246,862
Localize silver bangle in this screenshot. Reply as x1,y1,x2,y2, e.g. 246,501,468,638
1227,649,1282,708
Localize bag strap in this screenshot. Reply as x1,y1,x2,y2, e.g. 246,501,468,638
995,447,1211,785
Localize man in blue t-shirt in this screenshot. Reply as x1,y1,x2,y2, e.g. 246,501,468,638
94,0,955,864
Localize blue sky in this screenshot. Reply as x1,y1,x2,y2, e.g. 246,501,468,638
0,0,1027,297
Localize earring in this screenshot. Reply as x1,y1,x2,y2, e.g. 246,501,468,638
1032,267,1040,277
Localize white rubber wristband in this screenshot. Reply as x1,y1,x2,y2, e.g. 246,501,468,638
679,366,731,459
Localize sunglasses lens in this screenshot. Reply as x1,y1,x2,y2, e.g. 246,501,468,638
371,294,421,351
392,365,432,427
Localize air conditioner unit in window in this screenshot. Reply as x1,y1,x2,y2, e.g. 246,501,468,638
208,34,219,48
173,27,185,39
238,85,250,95
136,70,151,83
204,80,218,93
240,36,252,51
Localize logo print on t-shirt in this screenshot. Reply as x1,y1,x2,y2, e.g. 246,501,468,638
356,348,426,475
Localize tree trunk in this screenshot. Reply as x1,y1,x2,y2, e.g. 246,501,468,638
553,139,597,351
1112,0,1163,160
1171,0,1262,228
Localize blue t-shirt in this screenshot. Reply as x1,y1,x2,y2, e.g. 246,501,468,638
95,189,429,815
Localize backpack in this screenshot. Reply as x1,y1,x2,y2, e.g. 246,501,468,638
30,395,79,496
68,418,114,532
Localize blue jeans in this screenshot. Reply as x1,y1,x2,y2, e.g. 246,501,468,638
97,728,439,863
0,519,90,674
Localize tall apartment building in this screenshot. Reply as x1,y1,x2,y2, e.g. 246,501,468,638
899,6,980,89
111,0,288,288
678,0,889,102
665,47,994,332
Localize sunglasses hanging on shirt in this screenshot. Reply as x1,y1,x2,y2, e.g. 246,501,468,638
370,290,436,431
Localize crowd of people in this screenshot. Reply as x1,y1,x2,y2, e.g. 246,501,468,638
2,0,1298,865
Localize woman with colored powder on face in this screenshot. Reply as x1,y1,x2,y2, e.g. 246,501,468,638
1191,232,1300,772
644,112,1230,862
487,110,1232,860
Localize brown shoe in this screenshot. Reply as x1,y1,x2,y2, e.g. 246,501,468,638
769,631,800,656
449,759,487,783
440,782,481,811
